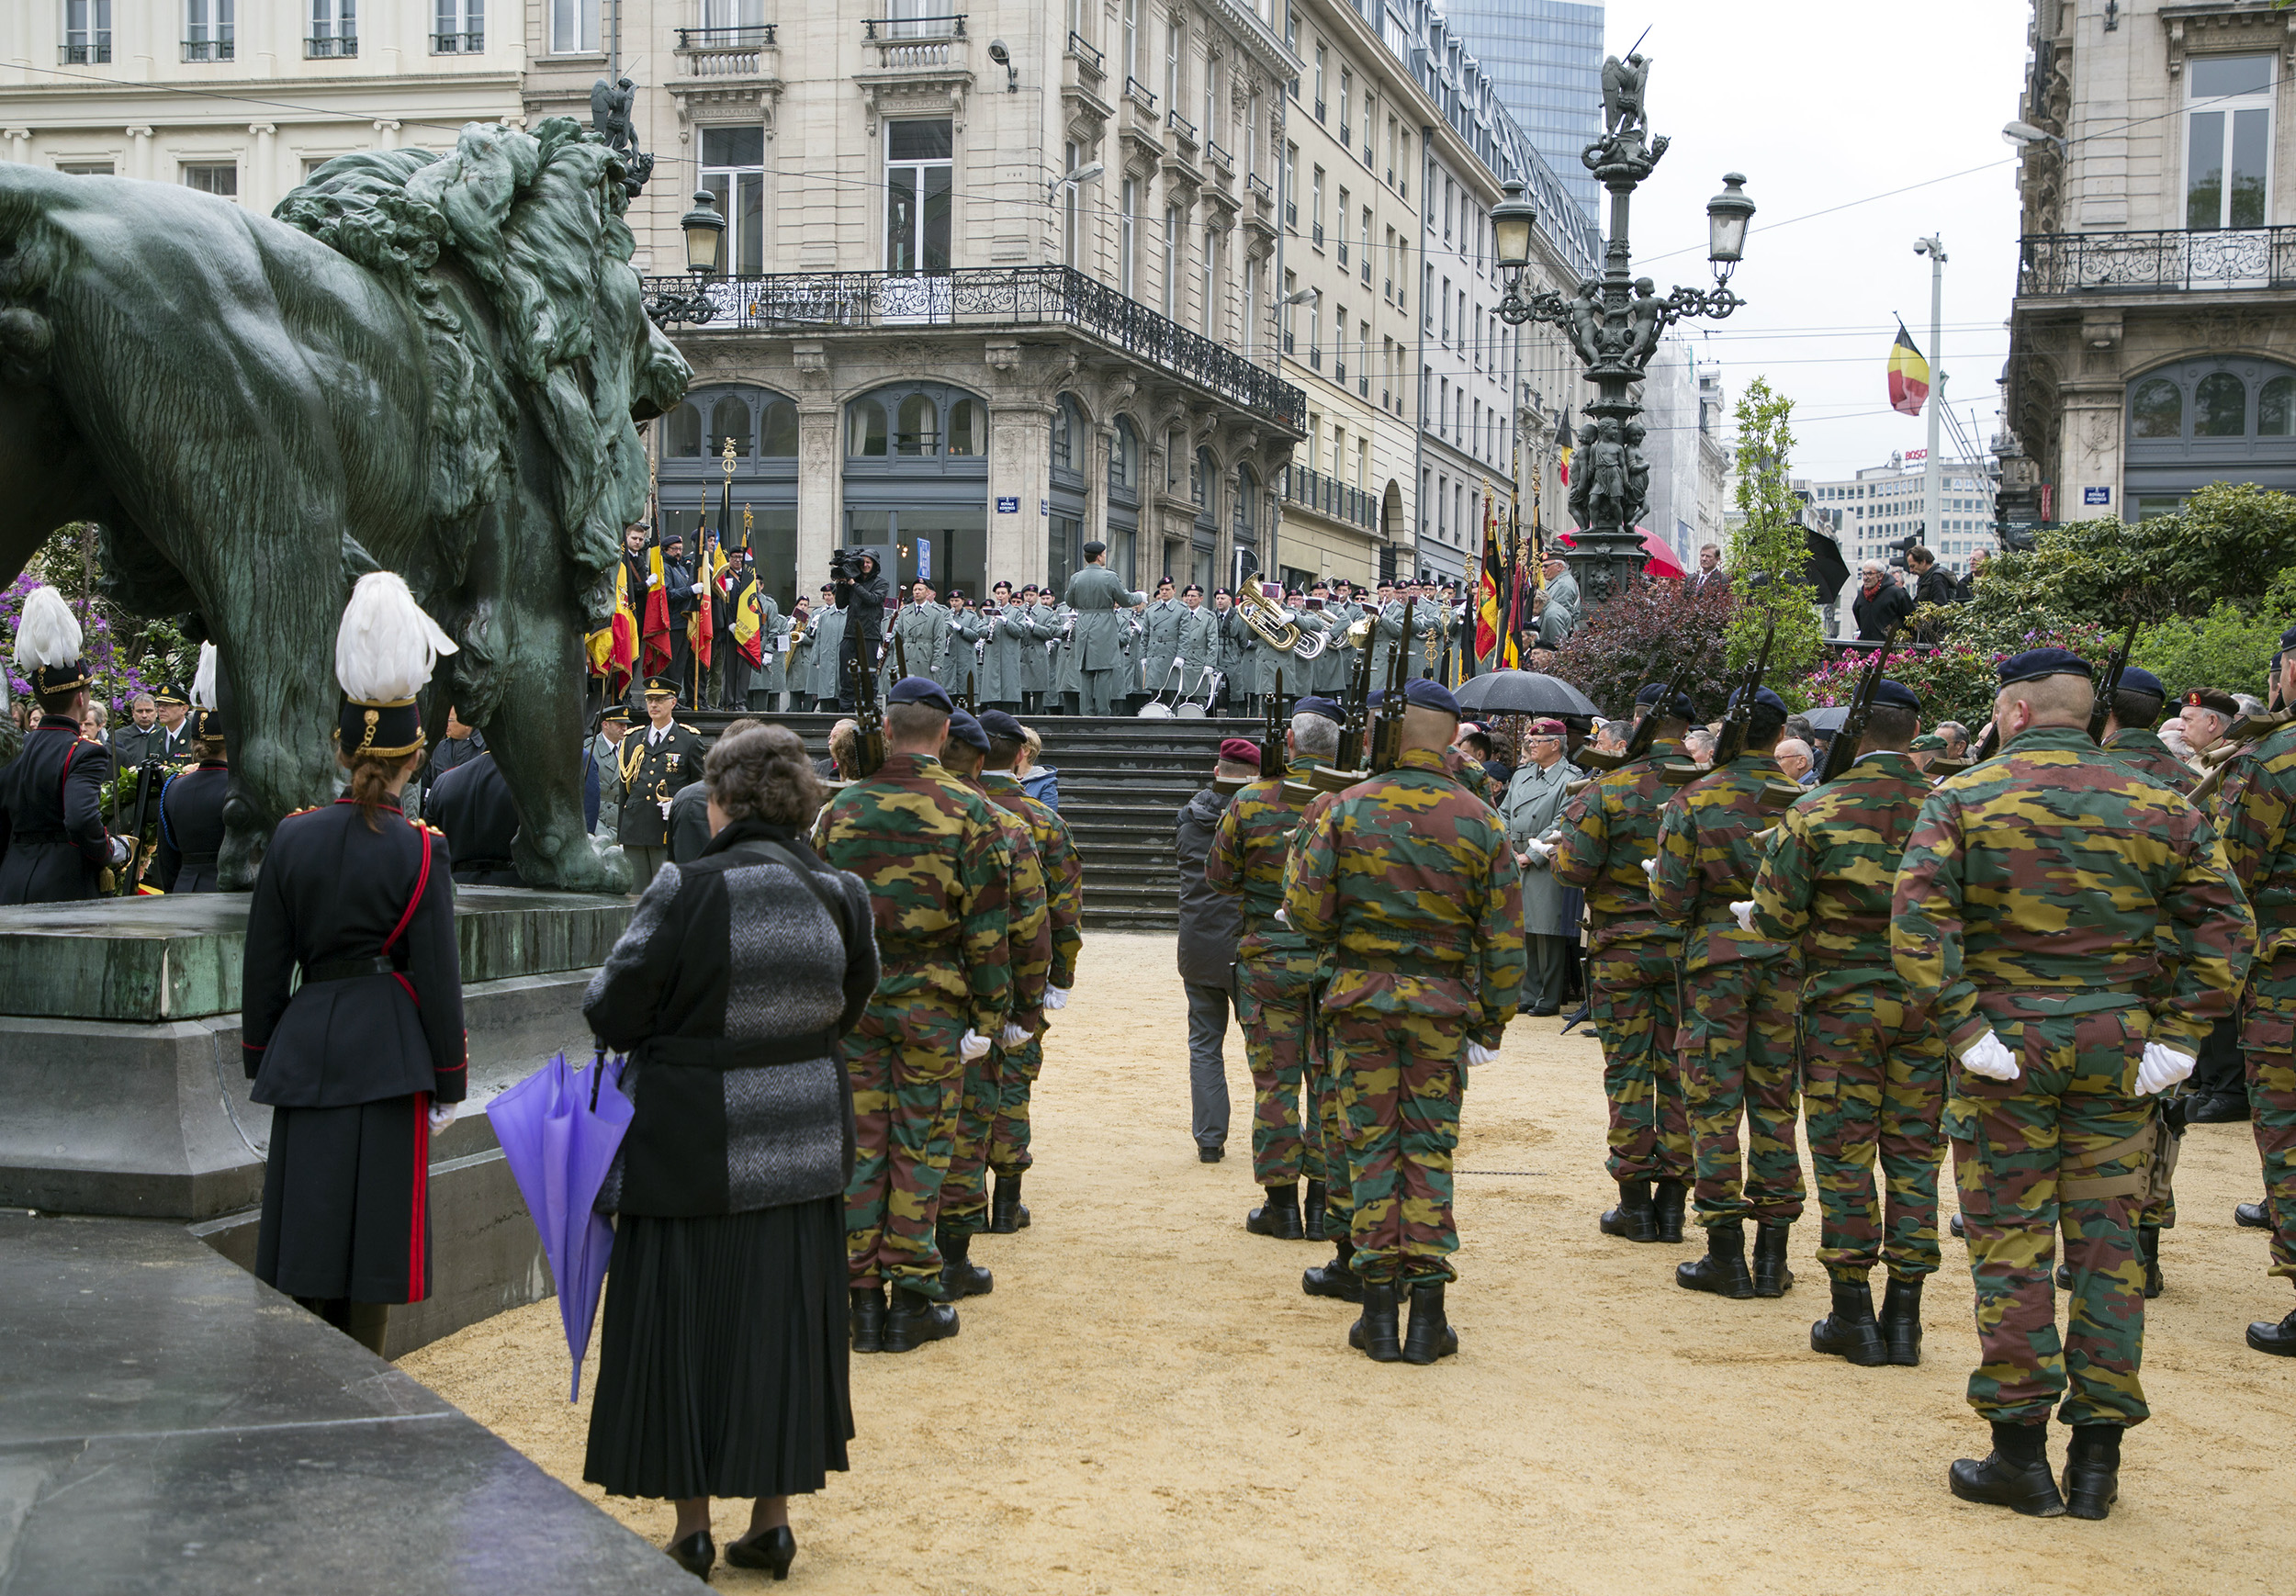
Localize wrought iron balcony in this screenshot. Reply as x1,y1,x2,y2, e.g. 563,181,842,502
60,40,111,62
641,264,1304,433
431,30,484,52
2019,227,2296,296
1065,29,1102,71
181,37,234,62
1282,465,1378,532
676,24,774,75
305,34,358,58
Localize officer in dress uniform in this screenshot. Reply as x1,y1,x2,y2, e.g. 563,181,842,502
0,585,127,903
426,748,526,887
154,705,231,893
615,676,706,893
243,571,467,1356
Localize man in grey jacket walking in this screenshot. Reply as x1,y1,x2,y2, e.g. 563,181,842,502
1175,743,1255,1161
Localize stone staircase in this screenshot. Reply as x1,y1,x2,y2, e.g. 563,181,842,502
686,711,1255,931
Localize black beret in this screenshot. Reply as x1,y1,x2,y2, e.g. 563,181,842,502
1870,679,1921,713
1405,678,1461,716
1996,647,2091,687
2280,623,2296,652
888,675,953,714
945,709,989,751
1292,695,1343,721
978,709,1026,742
2116,666,2165,700
1728,685,1789,716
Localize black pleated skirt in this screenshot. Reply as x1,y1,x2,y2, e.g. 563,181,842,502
583,1197,853,1501
255,1093,431,1305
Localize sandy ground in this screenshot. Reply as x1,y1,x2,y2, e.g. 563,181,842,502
405,932,2296,1594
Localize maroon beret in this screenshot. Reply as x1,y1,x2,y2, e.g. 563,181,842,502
1218,736,1262,767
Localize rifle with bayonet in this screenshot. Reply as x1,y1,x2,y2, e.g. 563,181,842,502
1664,615,1775,784
1367,597,1416,774
1311,610,1381,793
1261,667,1289,781
851,640,887,779
2087,616,2140,746
1578,655,1697,775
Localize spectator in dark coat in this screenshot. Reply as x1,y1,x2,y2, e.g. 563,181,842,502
1908,547,1957,609
1175,744,1253,1163
670,718,763,863
1851,561,1915,642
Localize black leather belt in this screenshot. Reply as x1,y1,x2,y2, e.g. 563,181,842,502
638,1029,840,1069
304,956,396,983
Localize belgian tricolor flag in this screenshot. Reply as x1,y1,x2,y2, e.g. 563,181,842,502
1887,320,1930,418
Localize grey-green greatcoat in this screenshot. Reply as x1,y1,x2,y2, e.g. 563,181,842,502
1176,602,1217,696
940,607,989,697
1210,602,1252,692
893,600,951,685
1020,601,1061,696
979,606,1032,702
1501,756,1575,937
805,604,848,701
754,593,790,695
1142,597,1187,698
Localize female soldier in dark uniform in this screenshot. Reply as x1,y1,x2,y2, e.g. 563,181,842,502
155,646,231,893
0,586,127,903
241,573,466,1355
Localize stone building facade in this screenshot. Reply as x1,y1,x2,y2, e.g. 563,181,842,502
2005,0,2296,522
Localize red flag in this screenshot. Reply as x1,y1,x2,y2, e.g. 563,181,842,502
640,545,672,680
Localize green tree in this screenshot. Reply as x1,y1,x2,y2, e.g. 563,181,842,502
1725,376,1825,687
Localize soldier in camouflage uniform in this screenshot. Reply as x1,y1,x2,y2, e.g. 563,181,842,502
1207,696,1342,1242
976,710,1084,1232
933,710,1051,1299
1894,647,2251,1520
812,676,1013,1354
1651,686,1806,1301
1553,682,1696,1245
1287,679,1525,1364
1747,680,1946,1367
2207,631,2296,1357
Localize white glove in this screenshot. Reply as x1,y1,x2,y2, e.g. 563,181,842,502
1041,985,1070,1011
691,582,706,595
427,1100,459,1132
647,572,661,589
1957,1031,2020,1083
1464,1042,1500,1067
1175,656,1187,670
658,798,672,818
998,1021,1031,1046
107,834,133,867
1522,838,1552,866
1639,857,1658,879
2136,1041,2197,1096
959,1029,993,1062
1730,899,1756,934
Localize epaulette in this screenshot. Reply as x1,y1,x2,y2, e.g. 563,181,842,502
679,722,699,734
279,804,324,821
415,819,446,837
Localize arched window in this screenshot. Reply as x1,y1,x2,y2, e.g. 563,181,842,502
1050,398,1076,474
666,401,703,457
709,394,752,455
1233,464,1258,544
948,398,982,455
2130,378,2182,439
848,399,888,457
1193,446,1215,511
2196,372,2248,436
1110,417,1140,498
760,399,798,457
895,392,940,455
2261,376,2295,437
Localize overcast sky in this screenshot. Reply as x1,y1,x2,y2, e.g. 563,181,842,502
1594,1,2032,479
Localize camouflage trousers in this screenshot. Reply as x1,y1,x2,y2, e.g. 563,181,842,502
988,1033,1043,1178
1588,938,1691,1184
1946,995,2155,1428
1312,1017,1351,1239
1680,959,1805,1227
940,1048,1003,1242
1799,987,1947,1284
1330,1008,1465,1287
841,993,964,1298
1235,953,1328,1187
2241,960,2296,1286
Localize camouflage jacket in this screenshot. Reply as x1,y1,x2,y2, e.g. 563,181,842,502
965,774,1051,1026
1749,749,1930,1003
2106,725,2197,794
1892,725,2254,1055
1551,733,1687,950
1208,762,1319,963
978,770,1083,990
1284,746,1525,1045
2213,720,2296,964
1651,752,1793,972
812,751,1012,1034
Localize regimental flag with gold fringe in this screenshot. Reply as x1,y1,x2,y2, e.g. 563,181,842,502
587,559,641,698
691,534,725,669
1887,320,1930,418
641,543,673,680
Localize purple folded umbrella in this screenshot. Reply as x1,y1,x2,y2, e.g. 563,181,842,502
486,1051,634,1400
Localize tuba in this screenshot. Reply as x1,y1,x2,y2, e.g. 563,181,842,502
1235,581,1328,659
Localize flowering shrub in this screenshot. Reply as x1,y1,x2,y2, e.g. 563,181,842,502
1,533,196,714
1803,621,2112,728
1550,575,1739,720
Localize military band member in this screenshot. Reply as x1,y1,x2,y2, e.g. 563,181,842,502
1894,647,2251,1520
1553,683,1695,1244
154,689,231,894
1286,679,1525,1364
615,677,705,893
242,571,467,1356
0,585,127,904
813,677,1013,1354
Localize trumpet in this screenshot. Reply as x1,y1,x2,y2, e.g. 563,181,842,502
1345,613,1376,649
1235,580,1328,659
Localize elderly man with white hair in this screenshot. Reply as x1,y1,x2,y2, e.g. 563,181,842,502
1851,561,1915,643
1774,737,1817,787
2173,688,2239,770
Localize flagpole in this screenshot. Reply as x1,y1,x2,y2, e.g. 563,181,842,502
1919,236,1947,565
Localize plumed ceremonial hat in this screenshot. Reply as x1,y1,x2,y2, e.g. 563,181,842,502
946,709,990,751
978,709,1026,743
1291,695,1343,721
333,572,456,760
1218,736,1262,767
1996,646,2091,687
1404,678,1461,717
888,675,954,714
2115,666,2166,700
1871,679,1921,713
12,586,90,701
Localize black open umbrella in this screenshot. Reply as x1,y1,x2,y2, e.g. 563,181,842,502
1805,528,1851,600
1454,670,1599,718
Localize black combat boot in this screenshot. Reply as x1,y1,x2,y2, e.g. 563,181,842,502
2234,1198,2271,1229
1302,1237,1364,1303
2246,1307,2296,1356
2062,1424,2122,1521
1880,1276,1924,1366
1651,1179,1688,1243
1599,1179,1658,1242
1949,1212,1965,1240
1348,1280,1403,1362
2139,1224,2164,1299
989,1171,1030,1233
1245,1182,1305,1240
882,1287,960,1353
1401,1280,1458,1365
1948,1420,2065,1517
1809,1278,1887,1366
850,1285,886,1354
1750,1223,1795,1298
939,1227,993,1298
1676,1221,1755,1298
1303,1178,1328,1242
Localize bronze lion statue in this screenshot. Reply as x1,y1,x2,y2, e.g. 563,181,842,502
0,117,688,891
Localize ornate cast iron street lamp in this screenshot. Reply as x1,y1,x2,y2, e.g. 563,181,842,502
1493,54,1755,605
644,189,728,327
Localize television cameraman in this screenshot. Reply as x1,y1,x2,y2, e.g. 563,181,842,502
829,550,890,712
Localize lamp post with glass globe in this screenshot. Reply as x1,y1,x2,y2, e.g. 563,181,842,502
1491,62,1754,607
644,189,730,327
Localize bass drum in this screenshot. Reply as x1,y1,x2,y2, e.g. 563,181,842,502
1137,702,1176,719
1173,702,1208,719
